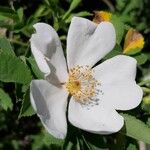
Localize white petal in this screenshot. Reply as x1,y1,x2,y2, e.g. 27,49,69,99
67,17,116,69
93,55,137,85
30,80,68,139
30,40,50,76
93,55,143,110
99,83,143,110
30,23,68,82
68,99,124,134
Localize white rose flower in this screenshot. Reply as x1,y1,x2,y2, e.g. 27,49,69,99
30,17,143,139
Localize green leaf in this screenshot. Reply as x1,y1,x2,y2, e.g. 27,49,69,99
17,8,24,22
0,37,15,56
11,140,20,150
122,0,142,15
43,132,64,146
53,16,59,31
31,132,46,150
90,144,108,150
27,57,44,79
120,113,150,144
0,19,13,30
134,53,148,65
116,0,126,11
31,131,64,150
0,53,32,84
68,0,81,12
83,133,108,150
127,143,137,150
33,5,47,18
146,144,150,150
65,141,74,150
103,44,122,60
110,15,125,44
63,0,81,20
0,6,18,21
142,95,150,113
19,89,35,118
0,88,13,111
65,11,92,23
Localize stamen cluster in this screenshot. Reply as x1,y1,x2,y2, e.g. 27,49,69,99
66,65,99,103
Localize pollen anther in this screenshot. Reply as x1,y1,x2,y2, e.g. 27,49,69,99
65,65,100,104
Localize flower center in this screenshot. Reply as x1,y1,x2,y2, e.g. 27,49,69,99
65,65,100,104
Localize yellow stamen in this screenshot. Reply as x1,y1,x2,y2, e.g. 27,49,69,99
123,28,144,54
65,65,99,103
66,80,81,94
93,11,112,24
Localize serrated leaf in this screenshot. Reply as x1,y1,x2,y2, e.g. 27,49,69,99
0,88,13,111
19,89,35,118
0,37,15,55
120,113,150,144
0,53,32,84
110,15,124,44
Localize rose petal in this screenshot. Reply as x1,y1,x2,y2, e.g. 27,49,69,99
30,23,68,83
67,17,116,69
30,80,68,139
68,98,124,134
99,83,143,110
93,55,137,85
93,55,143,110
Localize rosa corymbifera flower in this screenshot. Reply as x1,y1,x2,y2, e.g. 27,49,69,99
30,17,143,139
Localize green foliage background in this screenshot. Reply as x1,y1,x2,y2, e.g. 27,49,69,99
0,0,150,149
